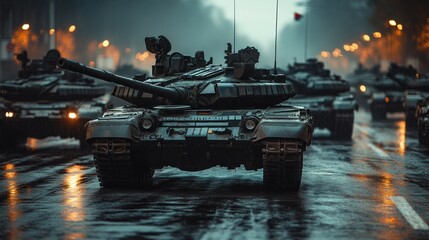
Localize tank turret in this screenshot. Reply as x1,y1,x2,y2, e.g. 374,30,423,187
16,49,61,78
284,58,350,95
55,35,314,192
58,36,295,109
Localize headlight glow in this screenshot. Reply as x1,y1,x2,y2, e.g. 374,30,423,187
5,111,14,118
68,112,78,119
359,85,367,93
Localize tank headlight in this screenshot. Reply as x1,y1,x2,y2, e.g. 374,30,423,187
385,97,390,103
141,116,156,131
142,119,153,130
299,109,308,120
68,112,78,119
5,111,14,118
243,117,258,131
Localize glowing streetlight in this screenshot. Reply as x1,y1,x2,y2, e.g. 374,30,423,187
349,43,359,52
49,28,55,35
320,51,330,58
397,24,403,31
343,44,351,52
363,34,371,42
68,25,76,33
332,48,342,57
373,32,382,38
135,51,150,61
22,23,30,30
102,40,109,48
389,20,397,26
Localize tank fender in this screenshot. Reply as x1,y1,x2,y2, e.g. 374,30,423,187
85,114,141,141
251,119,312,145
371,92,386,102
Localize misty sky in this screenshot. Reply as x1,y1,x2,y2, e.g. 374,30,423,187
4,0,373,75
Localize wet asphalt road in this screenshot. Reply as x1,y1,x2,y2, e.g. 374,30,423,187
1,110,429,240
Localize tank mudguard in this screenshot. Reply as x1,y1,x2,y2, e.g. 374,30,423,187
86,114,141,141
370,92,386,103
333,95,358,111
252,119,312,145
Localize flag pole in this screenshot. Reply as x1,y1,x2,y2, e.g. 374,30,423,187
274,0,279,74
304,6,308,60
233,0,236,53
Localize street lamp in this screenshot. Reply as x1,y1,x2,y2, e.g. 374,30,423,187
102,40,109,48
373,32,382,38
68,25,76,33
363,34,371,42
397,24,403,31
389,20,397,26
22,24,30,30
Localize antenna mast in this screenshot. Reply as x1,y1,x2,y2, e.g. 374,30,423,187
274,0,279,74
233,0,236,53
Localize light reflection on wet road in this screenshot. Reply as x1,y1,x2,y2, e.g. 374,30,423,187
1,110,429,239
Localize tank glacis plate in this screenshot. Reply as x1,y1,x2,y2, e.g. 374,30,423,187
86,105,313,191
0,96,111,148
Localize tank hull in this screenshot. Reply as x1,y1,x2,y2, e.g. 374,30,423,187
286,93,357,139
0,96,111,149
86,105,313,191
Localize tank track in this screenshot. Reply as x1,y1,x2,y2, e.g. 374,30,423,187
406,109,417,127
262,140,303,192
90,138,154,187
371,103,387,120
418,121,429,146
331,110,354,140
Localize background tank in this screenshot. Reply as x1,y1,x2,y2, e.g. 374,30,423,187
0,49,112,150
58,35,314,192
347,63,381,110
403,73,429,125
365,63,417,120
416,97,429,145
280,58,357,140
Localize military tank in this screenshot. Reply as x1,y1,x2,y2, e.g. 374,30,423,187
281,59,357,140
57,35,314,192
348,63,381,110
367,63,417,120
0,49,112,149
416,97,429,145
404,74,429,126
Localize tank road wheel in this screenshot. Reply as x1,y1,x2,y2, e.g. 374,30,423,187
371,103,387,120
419,123,429,146
331,111,354,140
262,141,303,192
406,110,417,127
90,138,154,188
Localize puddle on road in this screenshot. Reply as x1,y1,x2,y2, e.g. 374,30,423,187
25,136,80,151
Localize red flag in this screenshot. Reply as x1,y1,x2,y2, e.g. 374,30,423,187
294,12,303,21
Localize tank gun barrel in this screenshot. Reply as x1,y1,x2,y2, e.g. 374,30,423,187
57,58,186,102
